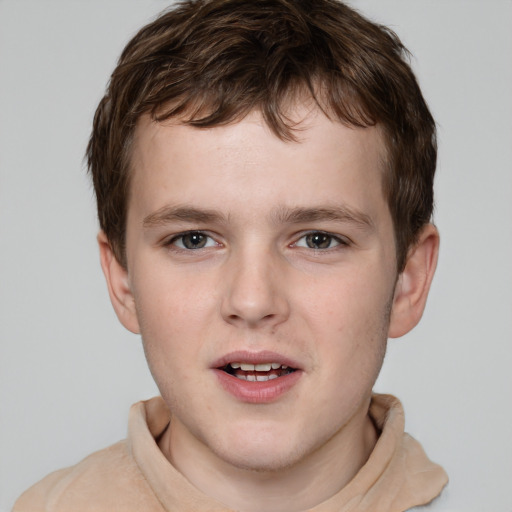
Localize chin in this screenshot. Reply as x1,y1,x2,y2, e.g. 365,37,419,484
217,445,306,474
209,425,315,474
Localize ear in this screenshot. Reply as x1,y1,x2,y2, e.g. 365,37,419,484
97,231,140,334
388,224,439,338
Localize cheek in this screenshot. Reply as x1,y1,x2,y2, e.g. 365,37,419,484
311,268,390,322
133,259,214,330
134,286,207,414
130,268,214,376
306,271,392,367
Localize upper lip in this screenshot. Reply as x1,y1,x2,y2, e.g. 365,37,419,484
212,350,302,370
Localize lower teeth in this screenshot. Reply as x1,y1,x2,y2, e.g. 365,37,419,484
236,373,279,382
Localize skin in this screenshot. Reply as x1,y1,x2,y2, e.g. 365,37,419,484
99,105,439,512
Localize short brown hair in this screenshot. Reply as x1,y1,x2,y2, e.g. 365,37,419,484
87,0,436,272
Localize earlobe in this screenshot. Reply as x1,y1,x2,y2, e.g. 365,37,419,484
388,224,439,338
97,231,140,334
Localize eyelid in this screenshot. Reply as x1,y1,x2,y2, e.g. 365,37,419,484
166,230,221,250
162,229,349,251
292,230,350,249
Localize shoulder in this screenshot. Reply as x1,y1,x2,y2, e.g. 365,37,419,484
407,485,452,511
13,440,164,512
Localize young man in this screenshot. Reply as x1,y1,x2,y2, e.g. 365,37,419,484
14,0,448,510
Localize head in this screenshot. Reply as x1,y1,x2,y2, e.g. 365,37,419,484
87,0,436,274
88,0,439,499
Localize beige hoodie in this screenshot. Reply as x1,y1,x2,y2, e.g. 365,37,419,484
13,394,447,512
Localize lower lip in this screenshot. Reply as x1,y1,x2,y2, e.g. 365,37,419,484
213,369,302,403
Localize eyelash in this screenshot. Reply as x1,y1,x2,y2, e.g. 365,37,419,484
165,230,349,252
292,231,349,250
166,231,219,250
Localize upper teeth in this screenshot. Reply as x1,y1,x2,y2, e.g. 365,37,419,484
230,362,288,371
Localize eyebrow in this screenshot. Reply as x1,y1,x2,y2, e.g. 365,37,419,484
143,204,373,230
270,205,374,230
143,206,227,228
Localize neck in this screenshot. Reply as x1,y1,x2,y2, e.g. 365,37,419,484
158,399,378,512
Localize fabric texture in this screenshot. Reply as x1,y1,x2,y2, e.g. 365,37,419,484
13,394,448,512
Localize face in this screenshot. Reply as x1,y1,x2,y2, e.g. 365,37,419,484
109,106,404,473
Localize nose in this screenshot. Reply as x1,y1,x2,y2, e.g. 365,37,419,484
220,246,290,329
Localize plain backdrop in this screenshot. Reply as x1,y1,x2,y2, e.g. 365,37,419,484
1,1,511,511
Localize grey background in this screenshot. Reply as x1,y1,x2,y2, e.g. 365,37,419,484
1,1,511,510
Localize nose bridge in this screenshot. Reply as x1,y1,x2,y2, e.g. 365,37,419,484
221,241,289,328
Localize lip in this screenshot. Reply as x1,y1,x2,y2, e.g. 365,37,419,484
211,350,302,370
213,368,302,403
212,350,303,404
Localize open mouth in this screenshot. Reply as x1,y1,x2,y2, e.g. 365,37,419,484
214,354,302,402
221,362,296,382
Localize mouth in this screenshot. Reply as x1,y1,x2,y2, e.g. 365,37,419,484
212,351,302,403
220,361,296,382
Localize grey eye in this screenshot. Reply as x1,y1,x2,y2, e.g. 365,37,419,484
175,232,210,249
295,232,342,249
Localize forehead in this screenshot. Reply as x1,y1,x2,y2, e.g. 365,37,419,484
128,106,388,222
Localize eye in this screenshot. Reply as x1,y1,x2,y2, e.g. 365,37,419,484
170,231,217,250
294,231,345,250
